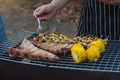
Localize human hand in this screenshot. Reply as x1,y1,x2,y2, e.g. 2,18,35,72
33,4,57,21
99,0,120,5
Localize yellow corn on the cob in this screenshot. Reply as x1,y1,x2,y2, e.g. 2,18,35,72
71,43,87,63
89,39,105,53
87,45,100,62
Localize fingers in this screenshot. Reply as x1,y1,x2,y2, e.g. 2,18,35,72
33,4,57,21
106,0,120,5
33,6,48,21
33,7,42,18
40,11,56,21
106,1,116,4
40,16,48,21
100,0,110,3
100,0,113,4
99,0,120,5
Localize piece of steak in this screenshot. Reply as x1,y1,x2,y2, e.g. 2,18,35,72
9,39,59,61
31,40,73,54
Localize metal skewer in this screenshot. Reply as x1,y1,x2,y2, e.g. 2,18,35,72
37,18,42,30
37,18,45,33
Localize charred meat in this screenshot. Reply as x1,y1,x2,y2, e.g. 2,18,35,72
9,39,59,61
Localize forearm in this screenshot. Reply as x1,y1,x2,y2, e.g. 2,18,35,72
50,0,70,11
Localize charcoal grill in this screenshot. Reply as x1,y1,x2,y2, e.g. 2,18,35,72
0,30,120,80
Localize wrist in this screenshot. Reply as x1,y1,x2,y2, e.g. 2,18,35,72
50,0,70,12
49,2,58,12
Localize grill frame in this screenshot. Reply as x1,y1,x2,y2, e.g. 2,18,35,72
0,30,120,80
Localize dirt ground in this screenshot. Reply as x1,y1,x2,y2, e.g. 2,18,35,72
0,0,83,37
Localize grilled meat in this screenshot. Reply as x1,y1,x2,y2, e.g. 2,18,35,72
31,33,108,55
9,39,59,61
31,40,73,54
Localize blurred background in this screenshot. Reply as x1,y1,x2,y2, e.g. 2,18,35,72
0,0,82,37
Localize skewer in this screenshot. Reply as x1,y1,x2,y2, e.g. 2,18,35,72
100,35,103,39
44,31,49,35
69,33,75,36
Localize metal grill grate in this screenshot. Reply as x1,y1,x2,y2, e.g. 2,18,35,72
0,31,120,73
